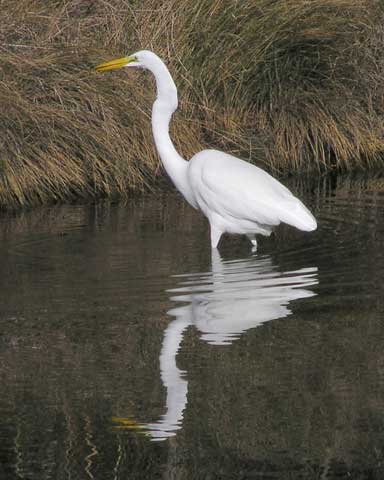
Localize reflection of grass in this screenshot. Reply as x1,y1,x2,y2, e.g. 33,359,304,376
1,0,384,208
0,178,383,476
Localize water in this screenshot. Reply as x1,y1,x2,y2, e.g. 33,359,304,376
0,176,383,479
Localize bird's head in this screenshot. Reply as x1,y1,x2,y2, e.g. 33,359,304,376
95,49,178,109
95,50,159,73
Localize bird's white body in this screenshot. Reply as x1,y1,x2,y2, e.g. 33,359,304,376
188,149,316,247
97,50,317,248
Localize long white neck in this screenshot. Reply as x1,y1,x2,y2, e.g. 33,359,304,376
149,56,197,208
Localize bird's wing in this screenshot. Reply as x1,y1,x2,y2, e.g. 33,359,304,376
189,150,316,231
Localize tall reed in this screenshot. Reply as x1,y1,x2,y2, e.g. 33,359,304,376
1,0,383,208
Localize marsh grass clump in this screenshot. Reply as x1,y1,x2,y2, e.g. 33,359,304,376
144,0,384,171
1,0,384,208
0,1,159,207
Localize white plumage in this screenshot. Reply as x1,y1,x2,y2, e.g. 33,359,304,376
96,50,317,249
188,149,316,247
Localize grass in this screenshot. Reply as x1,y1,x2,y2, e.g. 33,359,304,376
1,0,384,208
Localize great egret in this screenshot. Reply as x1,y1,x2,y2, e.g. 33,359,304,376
96,50,317,249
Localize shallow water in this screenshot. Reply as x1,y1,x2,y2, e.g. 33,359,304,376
0,176,383,479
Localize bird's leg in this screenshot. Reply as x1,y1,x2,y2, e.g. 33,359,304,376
210,224,222,249
246,234,258,252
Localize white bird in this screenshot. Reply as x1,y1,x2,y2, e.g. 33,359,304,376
96,50,317,249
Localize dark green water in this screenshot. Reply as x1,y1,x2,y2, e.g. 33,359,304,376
0,176,383,479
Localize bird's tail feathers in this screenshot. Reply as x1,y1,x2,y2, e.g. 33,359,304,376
279,200,317,232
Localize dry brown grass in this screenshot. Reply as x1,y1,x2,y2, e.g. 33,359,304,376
1,0,384,208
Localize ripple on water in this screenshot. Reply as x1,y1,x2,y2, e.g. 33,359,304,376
1,179,384,474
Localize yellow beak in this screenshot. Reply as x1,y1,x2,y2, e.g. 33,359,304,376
95,55,135,72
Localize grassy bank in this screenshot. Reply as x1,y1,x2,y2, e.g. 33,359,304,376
1,0,384,208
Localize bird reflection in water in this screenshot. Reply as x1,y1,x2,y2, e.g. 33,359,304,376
113,251,318,441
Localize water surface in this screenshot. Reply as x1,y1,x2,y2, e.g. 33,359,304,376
0,176,383,479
